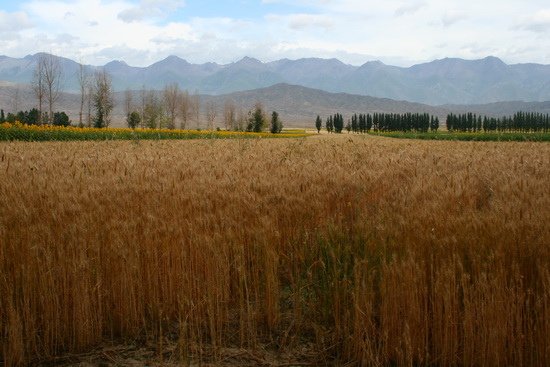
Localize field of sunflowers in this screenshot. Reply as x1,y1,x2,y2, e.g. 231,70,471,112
0,122,309,141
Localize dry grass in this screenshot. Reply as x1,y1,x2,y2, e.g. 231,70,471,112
1,135,549,366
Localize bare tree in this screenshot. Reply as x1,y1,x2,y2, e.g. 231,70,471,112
190,90,201,129
205,100,217,130
236,107,247,131
143,90,163,129
139,85,147,128
92,70,114,128
10,86,21,114
124,88,134,122
42,54,63,124
179,90,190,129
163,83,179,129
32,57,46,124
86,85,93,127
77,62,89,127
223,99,236,131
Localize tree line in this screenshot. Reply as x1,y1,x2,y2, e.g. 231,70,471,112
0,53,115,128
0,108,70,126
1,53,284,133
124,86,283,133
316,111,550,134
316,113,440,133
446,112,550,133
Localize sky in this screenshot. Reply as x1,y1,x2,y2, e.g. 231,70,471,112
1,0,550,67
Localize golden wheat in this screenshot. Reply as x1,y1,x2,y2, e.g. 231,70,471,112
1,135,549,365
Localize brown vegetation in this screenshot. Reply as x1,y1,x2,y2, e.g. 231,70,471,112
1,135,549,366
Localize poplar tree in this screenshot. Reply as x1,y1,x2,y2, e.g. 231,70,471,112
326,116,333,133
270,111,282,133
315,115,322,133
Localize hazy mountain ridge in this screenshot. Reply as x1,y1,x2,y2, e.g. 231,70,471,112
2,82,550,128
2,53,550,105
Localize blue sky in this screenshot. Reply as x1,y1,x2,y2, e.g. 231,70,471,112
169,1,310,20
1,0,550,67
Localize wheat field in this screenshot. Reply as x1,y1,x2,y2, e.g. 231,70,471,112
1,135,549,366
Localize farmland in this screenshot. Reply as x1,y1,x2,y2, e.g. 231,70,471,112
0,122,308,141
1,134,550,366
368,131,550,142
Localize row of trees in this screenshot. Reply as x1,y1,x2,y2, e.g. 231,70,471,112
28,53,115,128
32,53,62,125
3,53,282,132
124,85,201,130
316,113,440,133
316,111,550,134
324,113,345,133
0,53,73,126
123,85,283,133
124,85,223,131
0,108,70,126
446,112,550,133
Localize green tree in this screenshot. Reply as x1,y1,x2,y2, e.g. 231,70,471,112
326,116,333,133
315,115,322,133
358,114,366,133
27,108,39,125
351,114,358,133
0,109,5,123
430,116,439,132
345,119,352,133
248,103,266,132
6,113,16,123
270,111,282,133
127,111,141,129
16,111,26,124
53,111,70,126
366,114,372,132
333,113,344,133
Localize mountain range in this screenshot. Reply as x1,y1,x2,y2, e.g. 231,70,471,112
1,53,550,105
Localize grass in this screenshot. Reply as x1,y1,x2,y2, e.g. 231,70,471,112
0,122,309,141
280,128,307,134
368,130,550,141
1,135,549,366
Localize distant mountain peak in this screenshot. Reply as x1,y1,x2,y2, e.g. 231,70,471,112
151,55,190,69
235,56,262,66
163,55,186,62
104,60,130,72
1,53,550,105
361,60,385,66
356,60,387,72
105,60,128,67
482,55,503,62
479,56,507,67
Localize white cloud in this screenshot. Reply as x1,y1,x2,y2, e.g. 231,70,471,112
441,11,468,27
1,0,550,67
54,33,79,44
96,44,153,63
288,14,333,30
266,13,333,30
118,0,185,23
515,9,550,33
395,2,426,17
7,0,195,65
0,10,33,32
